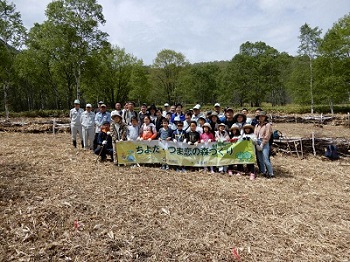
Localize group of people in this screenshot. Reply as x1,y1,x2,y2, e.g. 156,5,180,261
70,100,275,180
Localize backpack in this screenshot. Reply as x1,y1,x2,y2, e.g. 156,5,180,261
273,130,282,139
325,145,339,160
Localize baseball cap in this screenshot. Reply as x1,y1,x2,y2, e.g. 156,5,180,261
214,103,220,107
193,104,201,110
86,103,92,107
74,99,80,104
164,103,170,107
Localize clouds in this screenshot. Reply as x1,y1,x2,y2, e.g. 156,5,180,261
13,0,350,64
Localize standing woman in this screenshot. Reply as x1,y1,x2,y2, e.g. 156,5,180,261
254,111,274,178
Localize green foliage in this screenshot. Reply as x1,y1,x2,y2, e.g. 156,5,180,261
151,49,189,104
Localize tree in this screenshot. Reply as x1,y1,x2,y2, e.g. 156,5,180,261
0,0,26,119
84,45,147,107
152,49,189,104
34,0,109,107
298,23,322,114
318,13,350,111
221,41,281,107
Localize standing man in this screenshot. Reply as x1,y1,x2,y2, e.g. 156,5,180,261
94,101,104,114
114,102,123,115
80,103,95,150
70,99,84,148
122,101,138,125
138,103,148,125
94,104,111,150
162,103,170,117
214,103,225,122
191,104,203,123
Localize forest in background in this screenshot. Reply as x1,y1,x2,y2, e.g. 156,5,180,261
1,0,350,117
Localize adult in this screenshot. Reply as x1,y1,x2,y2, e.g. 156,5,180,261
80,103,95,150
214,103,225,122
169,105,176,114
138,103,149,125
94,104,111,150
191,104,203,123
241,108,252,124
69,99,84,148
123,101,138,125
208,112,221,134
232,113,247,135
254,111,274,178
148,104,157,123
162,103,170,117
94,121,113,162
183,112,193,132
114,102,123,115
171,103,185,123
223,108,235,131
110,110,127,165
94,100,104,114
155,108,165,132
251,108,263,127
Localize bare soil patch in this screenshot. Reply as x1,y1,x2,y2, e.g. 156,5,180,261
1,130,350,261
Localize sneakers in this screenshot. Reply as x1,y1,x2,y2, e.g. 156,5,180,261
236,172,242,176
267,173,274,179
249,173,256,180
228,170,233,176
203,167,208,173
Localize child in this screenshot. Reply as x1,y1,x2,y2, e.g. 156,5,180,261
186,121,200,146
127,116,140,141
158,119,172,170
138,115,157,141
229,124,242,176
215,123,230,173
172,120,187,172
241,123,257,180
186,121,201,172
197,116,206,134
200,123,215,173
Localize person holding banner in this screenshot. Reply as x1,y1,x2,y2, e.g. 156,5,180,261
110,111,127,165
138,115,157,141
241,124,258,180
200,123,215,173
186,121,200,146
172,120,187,172
215,123,230,174
228,124,242,176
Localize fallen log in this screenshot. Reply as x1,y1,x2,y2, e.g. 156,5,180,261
273,137,350,157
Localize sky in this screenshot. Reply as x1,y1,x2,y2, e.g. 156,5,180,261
12,0,350,65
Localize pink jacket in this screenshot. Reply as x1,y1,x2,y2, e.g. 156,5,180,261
200,132,215,142
254,122,272,146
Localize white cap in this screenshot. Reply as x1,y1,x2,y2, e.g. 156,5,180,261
214,103,220,107
86,103,92,107
193,104,201,110
74,99,80,104
164,103,170,107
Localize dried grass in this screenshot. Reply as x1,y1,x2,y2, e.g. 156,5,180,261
1,127,350,261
